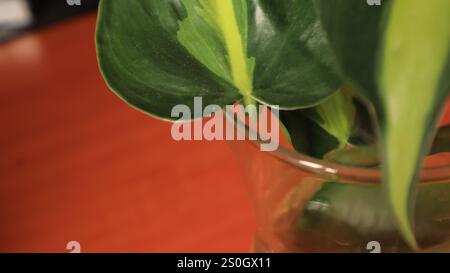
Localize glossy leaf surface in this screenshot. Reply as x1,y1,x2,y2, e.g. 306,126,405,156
314,0,450,248
96,0,340,120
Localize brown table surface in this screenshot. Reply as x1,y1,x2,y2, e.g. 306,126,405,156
0,12,255,253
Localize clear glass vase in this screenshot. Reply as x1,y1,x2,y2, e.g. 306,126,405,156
230,129,450,253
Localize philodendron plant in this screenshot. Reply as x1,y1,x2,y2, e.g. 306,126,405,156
96,0,450,250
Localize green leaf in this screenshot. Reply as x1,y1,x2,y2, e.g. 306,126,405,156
96,0,341,120
176,0,255,103
280,87,369,159
308,86,355,147
280,109,339,159
314,0,450,249
380,1,450,249
96,0,240,120
247,0,341,107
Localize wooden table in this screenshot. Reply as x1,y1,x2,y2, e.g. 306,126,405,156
0,12,255,253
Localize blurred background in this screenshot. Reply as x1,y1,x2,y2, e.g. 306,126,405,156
0,0,254,252
0,0,99,42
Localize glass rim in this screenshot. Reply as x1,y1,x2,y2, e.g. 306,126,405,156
234,113,450,185
249,140,450,185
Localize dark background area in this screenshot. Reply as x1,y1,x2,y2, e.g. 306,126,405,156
28,0,99,27
0,0,99,42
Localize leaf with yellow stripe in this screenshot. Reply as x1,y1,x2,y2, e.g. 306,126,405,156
314,0,450,249
96,0,341,119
